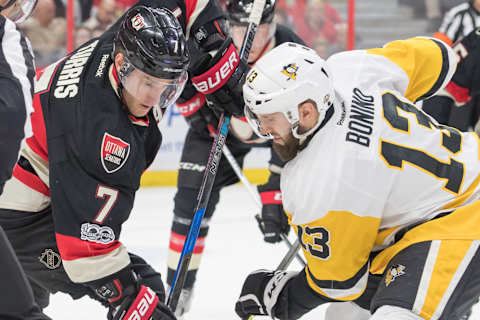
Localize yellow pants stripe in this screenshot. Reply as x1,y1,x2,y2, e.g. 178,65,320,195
413,240,480,320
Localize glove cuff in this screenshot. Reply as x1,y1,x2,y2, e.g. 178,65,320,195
263,271,298,316
88,266,136,306
191,38,239,94
177,92,206,117
259,190,282,205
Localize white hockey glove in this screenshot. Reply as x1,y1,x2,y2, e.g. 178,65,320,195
235,269,297,319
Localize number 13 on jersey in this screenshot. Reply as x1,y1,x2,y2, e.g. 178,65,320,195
380,92,464,194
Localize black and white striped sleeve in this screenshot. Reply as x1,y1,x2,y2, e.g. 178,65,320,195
0,16,35,194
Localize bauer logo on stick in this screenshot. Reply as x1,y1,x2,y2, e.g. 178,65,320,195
101,133,131,173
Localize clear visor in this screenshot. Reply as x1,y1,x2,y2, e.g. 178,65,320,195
230,23,275,58
5,0,37,23
244,104,274,139
121,61,187,111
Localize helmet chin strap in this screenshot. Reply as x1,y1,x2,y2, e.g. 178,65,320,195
290,100,335,141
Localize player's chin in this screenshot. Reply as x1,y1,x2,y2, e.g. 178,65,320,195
272,136,300,162
132,105,152,117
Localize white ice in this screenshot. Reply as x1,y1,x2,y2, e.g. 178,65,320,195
44,186,480,319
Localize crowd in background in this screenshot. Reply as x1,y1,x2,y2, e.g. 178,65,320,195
19,0,480,76
23,0,349,68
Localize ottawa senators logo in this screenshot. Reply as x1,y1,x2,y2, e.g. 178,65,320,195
385,264,405,287
131,13,145,31
101,133,130,173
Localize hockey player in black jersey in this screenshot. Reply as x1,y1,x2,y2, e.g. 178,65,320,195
165,0,305,316
0,1,52,319
423,27,480,132
0,1,250,318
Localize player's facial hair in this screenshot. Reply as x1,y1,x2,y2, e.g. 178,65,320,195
273,132,300,162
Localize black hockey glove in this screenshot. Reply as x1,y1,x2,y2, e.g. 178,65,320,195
235,269,297,319
256,172,290,243
89,267,176,320
177,84,219,137
191,37,249,118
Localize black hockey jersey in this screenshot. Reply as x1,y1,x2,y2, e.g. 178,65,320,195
0,0,227,284
423,28,480,129
439,28,480,107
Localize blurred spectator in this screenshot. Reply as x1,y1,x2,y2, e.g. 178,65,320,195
83,0,120,32
113,0,136,10
312,36,329,59
21,0,67,67
293,0,346,50
434,0,480,46
74,25,92,49
425,0,443,31
274,7,296,31
277,0,306,28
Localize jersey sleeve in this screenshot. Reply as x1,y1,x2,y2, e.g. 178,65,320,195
366,37,457,103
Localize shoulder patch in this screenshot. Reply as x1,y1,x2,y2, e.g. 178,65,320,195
101,132,130,173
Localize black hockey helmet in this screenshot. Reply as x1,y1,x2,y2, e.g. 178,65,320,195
115,5,190,80
226,0,276,26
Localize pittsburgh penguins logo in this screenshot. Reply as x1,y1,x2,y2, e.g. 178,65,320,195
281,63,298,80
385,264,405,287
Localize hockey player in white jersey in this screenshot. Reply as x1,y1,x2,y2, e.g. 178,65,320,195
234,38,480,319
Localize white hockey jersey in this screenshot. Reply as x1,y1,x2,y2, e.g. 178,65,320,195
281,37,480,301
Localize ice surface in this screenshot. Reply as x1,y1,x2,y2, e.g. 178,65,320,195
44,186,480,319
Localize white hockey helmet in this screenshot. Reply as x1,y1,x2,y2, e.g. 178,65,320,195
243,42,335,139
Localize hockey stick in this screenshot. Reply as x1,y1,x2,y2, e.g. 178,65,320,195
221,144,306,266
167,0,267,312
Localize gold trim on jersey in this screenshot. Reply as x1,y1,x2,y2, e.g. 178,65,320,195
474,132,480,161
290,210,380,299
370,199,480,275
367,38,446,103
305,264,369,301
